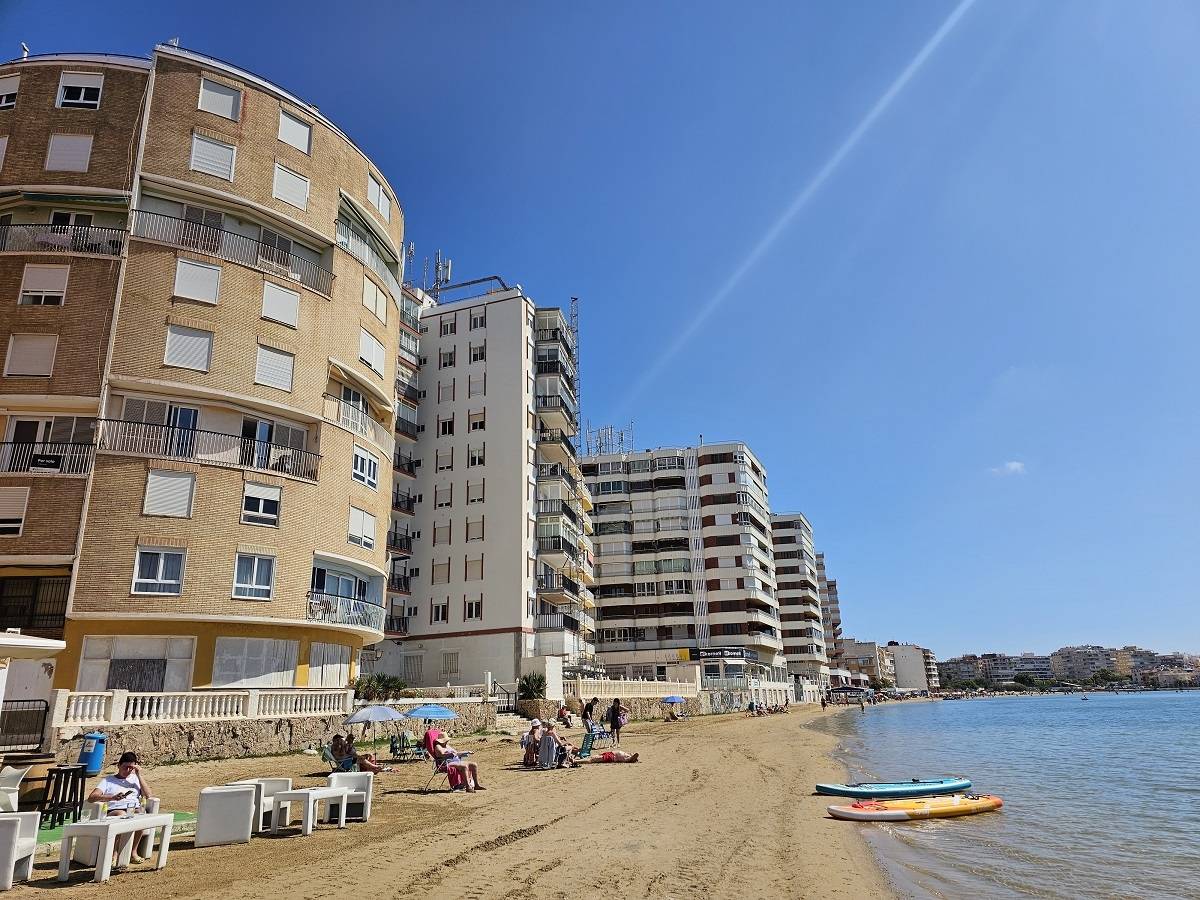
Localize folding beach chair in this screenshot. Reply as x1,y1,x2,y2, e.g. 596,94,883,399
576,732,596,761
588,722,614,748
537,735,559,770
424,751,473,792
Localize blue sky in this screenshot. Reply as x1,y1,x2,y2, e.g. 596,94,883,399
5,0,1197,657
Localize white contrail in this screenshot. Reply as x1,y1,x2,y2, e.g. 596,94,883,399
616,0,977,414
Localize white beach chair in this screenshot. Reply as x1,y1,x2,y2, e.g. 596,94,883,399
0,769,29,814
325,772,373,822
0,812,38,890
226,778,292,832
195,785,255,848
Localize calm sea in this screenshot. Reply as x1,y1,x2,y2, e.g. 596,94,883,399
821,692,1200,899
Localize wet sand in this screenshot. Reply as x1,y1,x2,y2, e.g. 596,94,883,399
14,706,893,899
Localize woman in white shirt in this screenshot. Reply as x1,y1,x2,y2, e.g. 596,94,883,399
87,751,153,868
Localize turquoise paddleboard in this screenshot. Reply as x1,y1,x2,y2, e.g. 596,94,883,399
814,777,972,799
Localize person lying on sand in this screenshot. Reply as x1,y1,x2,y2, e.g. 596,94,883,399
580,749,639,764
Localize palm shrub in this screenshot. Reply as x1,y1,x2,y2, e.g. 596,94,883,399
517,673,547,700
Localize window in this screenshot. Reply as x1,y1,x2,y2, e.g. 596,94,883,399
362,276,386,324
259,228,292,267
402,655,422,685
469,374,486,397
435,486,452,509
163,325,213,372
352,445,379,489
438,380,454,403
348,506,376,549
255,345,294,391
465,557,483,581
440,318,455,336
470,342,486,363
45,134,92,172
233,553,275,600
636,582,657,597
469,411,485,432
464,595,483,620
212,637,297,688
143,470,195,518
0,487,29,536
432,560,450,584
272,163,309,210
0,75,18,109
242,482,281,527
172,259,221,304
278,109,311,153
190,134,236,181
439,348,455,368
367,173,391,222
358,328,385,376
433,522,451,546
5,334,57,376
470,309,486,330
433,604,450,626
663,579,689,595
18,265,69,306
436,448,453,472
468,444,485,467
261,281,299,327
132,547,186,595
198,78,241,120
467,481,485,504
57,72,103,108
438,417,454,437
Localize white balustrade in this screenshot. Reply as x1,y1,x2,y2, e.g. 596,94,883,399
53,688,353,728
123,691,247,722
565,678,699,699
62,693,113,725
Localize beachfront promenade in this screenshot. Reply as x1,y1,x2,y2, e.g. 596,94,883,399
8,708,890,899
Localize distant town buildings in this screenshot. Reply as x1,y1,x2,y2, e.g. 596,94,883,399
840,638,895,687
886,642,939,692
937,644,1194,686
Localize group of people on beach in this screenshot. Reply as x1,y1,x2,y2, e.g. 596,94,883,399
746,698,790,716
520,697,640,768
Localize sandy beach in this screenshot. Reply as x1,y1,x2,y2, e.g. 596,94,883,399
12,706,892,899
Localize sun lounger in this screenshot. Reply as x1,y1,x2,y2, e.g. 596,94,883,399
576,732,596,760
588,722,614,748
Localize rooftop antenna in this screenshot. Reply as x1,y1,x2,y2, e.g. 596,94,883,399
20,43,29,59
403,242,415,287
584,421,635,457
431,251,453,301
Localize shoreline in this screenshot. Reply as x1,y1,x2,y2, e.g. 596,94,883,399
12,705,896,899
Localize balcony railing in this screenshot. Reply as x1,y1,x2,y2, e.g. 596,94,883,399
0,442,95,476
538,536,580,560
535,613,580,633
538,429,576,458
537,463,578,492
396,381,420,404
306,592,385,632
334,220,419,330
0,223,126,257
388,573,412,594
387,530,413,554
322,395,393,454
384,615,409,636
535,327,575,358
0,576,69,635
536,498,579,527
535,394,577,425
131,209,334,296
537,572,580,597
393,453,415,476
395,415,419,440
98,419,320,482
392,489,415,514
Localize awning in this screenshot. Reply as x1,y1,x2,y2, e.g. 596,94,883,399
328,357,393,413
22,192,129,206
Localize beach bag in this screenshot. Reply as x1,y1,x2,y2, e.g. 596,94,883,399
619,713,629,727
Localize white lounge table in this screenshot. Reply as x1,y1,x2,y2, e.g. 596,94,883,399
58,812,174,883
270,787,349,836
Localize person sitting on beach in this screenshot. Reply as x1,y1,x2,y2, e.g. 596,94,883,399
580,749,639,764
521,718,544,768
543,721,580,768
87,751,153,869
556,703,574,728
426,727,486,792
345,733,392,773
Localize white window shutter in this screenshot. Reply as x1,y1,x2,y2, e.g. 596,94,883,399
21,265,69,294
272,164,309,210
255,345,294,391
62,72,103,90
359,329,384,375
361,509,376,544
0,488,29,519
244,482,281,502
0,136,7,170
261,282,299,327
5,334,57,376
198,78,241,120
143,470,195,517
0,75,18,98
190,134,236,180
278,110,311,153
45,134,93,172
172,259,221,303
164,325,213,371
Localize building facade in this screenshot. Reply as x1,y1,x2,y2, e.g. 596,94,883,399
1050,645,1118,682
1,44,408,699
841,638,894,687
886,642,939,692
372,285,596,686
771,513,828,693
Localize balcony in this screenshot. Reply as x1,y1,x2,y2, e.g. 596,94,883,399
387,530,413,555
0,223,126,257
535,326,575,359
395,415,419,441
0,576,69,639
537,429,576,465
537,464,579,493
384,615,409,637
392,489,415,515
538,535,580,563
0,442,95,476
535,612,580,633
536,361,577,399
396,381,420,404
393,453,415,477
131,210,333,297
387,573,412,595
305,592,385,632
322,395,393,454
334,220,417,330
535,395,577,431
537,572,580,603
536,498,580,528
97,419,320,482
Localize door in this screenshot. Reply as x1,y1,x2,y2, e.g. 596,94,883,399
241,417,273,469
5,420,50,472
340,385,369,434
166,405,198,458
0,214,9,251
182,204,223,253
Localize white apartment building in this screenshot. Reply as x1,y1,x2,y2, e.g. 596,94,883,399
886,642,940,692
373,283,595,686
771,513,829,693
582,442,791,697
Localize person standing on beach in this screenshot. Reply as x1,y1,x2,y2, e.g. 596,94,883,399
583,696,599,732
821,696,827,711
608,698,630,745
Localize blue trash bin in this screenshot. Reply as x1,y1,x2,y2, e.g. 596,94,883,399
78,732,107,776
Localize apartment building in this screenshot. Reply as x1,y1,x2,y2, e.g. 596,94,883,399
0,44,409,698
771,513,828,692
1050,645,1118,682
372,286,596,686
885,642,939,692
582,442,790,693
937,654,983,684
841,638,894,687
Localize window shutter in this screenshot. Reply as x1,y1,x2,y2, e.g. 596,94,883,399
272,164,309,210
5,334,57,376
255,346,294,391
0,136,7,171
45,134,93,172
164,325,213,372
62,72,103,90
0,75,18,99
278,110,311,153
190,134,236,180
144,470,195,517
20,265,69,294
359,329,384,375
273,423,307,450
0,488,29,519
122,397,169,425
172,259,221,303
361,509,376,544
261,282,299,327
244,482,281,502
198,78,241,120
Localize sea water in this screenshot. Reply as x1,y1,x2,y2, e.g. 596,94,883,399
821,692,1200,899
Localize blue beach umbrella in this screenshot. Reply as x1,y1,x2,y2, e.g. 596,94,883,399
403,703,458,720
345,703,405,746
662,695,685,704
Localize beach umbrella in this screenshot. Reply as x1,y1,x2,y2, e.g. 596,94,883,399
346,704,405,747
662,695,685,704
403,703,458,720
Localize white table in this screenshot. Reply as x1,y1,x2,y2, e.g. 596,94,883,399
58,812,173,883
270,787,349,836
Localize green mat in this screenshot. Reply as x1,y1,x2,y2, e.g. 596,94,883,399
36,811,196,845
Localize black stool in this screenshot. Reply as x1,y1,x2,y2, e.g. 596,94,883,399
39,764,86,828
